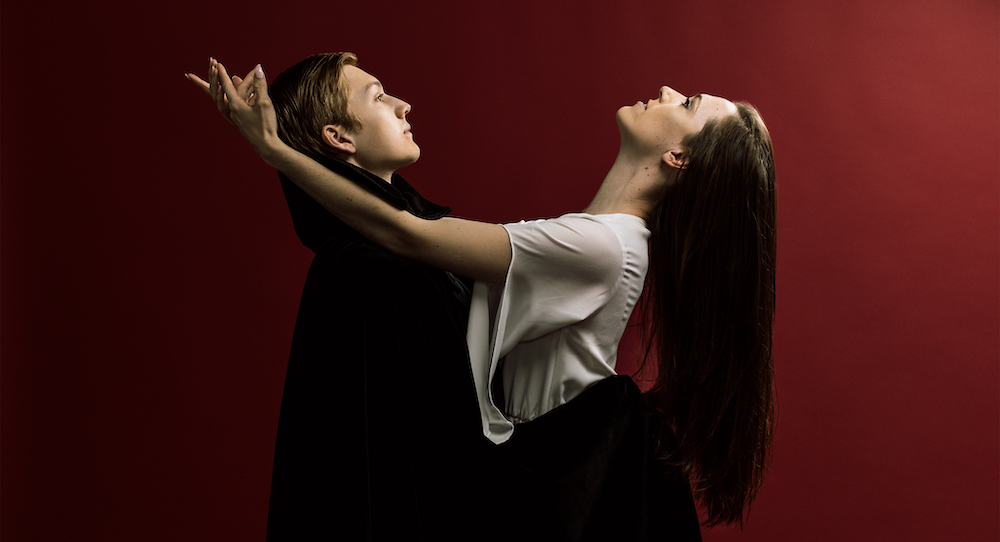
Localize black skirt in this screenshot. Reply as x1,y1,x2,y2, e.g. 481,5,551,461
484,375,703,542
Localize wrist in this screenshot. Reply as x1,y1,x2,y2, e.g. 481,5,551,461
256,136,294,169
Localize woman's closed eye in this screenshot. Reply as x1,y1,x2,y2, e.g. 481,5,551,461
682,97,692,109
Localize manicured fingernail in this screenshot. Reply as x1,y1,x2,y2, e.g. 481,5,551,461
254,65,264,79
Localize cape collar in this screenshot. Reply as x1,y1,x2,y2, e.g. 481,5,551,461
310,156,450,220
279,157,450,254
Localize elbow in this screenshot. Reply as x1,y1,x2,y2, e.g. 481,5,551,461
380,230,415,259
374,214,425,260
368,213,458,273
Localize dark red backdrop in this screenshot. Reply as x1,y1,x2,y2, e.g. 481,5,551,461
2,0,997,540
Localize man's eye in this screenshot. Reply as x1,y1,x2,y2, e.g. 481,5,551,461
376,93,385,102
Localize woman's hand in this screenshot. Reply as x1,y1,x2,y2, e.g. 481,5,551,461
185,58,289,167
185,58,253,125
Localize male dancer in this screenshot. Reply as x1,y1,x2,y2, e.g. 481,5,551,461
189,54,485,541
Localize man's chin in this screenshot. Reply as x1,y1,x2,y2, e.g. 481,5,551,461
404,148,421,166
388,157,419,175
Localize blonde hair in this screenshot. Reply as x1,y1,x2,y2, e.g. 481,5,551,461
269,52,361,159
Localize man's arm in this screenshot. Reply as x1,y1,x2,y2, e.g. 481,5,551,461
190,59,512,284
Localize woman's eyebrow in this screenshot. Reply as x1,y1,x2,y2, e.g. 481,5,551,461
693,94,703,112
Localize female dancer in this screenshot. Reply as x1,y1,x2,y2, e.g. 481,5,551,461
202,57,776,538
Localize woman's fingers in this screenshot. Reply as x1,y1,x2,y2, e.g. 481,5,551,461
216,61,243,121
238,66,256,92
193,58,268,128
186,72,211,95
250,65,269,106
220,63,267,110
232,67,256,107
208,58,218,101
217,62,240,109
186,61,237,125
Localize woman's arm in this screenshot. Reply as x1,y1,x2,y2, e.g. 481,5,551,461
195,60,512,284
267,142,512,283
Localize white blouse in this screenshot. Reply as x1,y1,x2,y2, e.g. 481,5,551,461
466,213,650,444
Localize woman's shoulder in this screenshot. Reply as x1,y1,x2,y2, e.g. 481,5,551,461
572,212,649,235
548,212,650,251
505,213,621,251
506,212,646,235
501,213,634,286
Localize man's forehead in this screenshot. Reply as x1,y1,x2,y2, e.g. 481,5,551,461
344,65,382,94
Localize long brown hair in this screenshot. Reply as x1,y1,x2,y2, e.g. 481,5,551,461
641,102,777,526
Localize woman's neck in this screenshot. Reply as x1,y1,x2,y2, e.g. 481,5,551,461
583,152,672,221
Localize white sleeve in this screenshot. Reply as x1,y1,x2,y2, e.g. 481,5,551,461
466,214,624,444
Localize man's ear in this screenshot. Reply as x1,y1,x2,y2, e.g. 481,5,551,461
663,150,687,170
321,125,356,155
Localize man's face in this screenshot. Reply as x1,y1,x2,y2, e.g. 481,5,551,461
339,65,420,180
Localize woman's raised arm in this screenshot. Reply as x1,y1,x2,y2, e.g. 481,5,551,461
192,60,512,284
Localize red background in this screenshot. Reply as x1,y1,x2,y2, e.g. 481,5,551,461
2,0,997,540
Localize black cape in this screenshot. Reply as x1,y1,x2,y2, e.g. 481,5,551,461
265,158,488,540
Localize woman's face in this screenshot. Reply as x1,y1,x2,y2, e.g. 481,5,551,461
617,86,737,163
